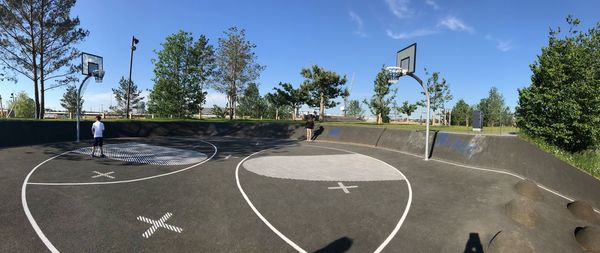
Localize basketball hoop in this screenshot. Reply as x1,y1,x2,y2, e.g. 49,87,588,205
386,66,407,83
93,70,105,83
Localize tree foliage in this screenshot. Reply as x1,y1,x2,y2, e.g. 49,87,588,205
451,99,472,126
398,101,418,121
111,77,143,115
212,27,264,120
301,65,347,120
477,87,509,127
272,82,308,120
265,91,296,120
0,0,88,118
237,83,266,118
346,99,364,118
148,30,214,117
60,85,82,116
364,67,395,124
8,91,35,118
418,69,452,125
516,17,600,152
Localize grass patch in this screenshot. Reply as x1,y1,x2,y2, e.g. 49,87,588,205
520,133,600,178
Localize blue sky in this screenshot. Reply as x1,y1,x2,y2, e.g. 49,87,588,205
1,0,599,116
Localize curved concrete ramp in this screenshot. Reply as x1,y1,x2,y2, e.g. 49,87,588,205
243,154,405,181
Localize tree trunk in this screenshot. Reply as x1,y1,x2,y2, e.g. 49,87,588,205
29,7,40,119
39,0,46,119
319,92,324,122
275,108,279,120
377,112,382,124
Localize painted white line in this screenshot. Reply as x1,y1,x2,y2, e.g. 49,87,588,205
236,147,308,253
236,144,412,253
137,212,183,238
328,182,358,193
225,155,232,160
23,140,216,253
91,171,115,179
27,140,217,186
309,145,412,253
315,140,600,214
22,151,71,253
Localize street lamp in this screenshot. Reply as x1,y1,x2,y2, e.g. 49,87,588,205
126,36,139,119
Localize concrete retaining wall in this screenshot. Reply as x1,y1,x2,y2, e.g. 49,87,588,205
313,125,385,146
0,120,305,148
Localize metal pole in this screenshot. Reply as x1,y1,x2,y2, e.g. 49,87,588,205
408,73,430,161
126,36,135,119
77,75,92,142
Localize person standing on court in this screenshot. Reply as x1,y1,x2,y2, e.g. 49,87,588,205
305,113,315,141
91,115,105,157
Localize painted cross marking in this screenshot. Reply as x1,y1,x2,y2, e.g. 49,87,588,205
137,212,183,238
328,182,358,194
91,171,115,179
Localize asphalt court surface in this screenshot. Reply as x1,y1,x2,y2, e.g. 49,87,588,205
2,136,593,252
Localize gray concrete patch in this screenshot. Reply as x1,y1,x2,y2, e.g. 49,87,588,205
243,154,405,182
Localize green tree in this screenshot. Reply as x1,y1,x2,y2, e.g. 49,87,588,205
148,31,214,117
517,17,600,152
111,77,143,115
212,104,226,118
301,65,347,121
272,82,308,120
212,27,265,120
60,85,82,117
0,0,88,119
451,99,472,126
346,99,364,118
478,87,506,127
398,101,418,122
8,91,35,118
417,69,452,125
265,91,287,120
237,83,266,118
364,67,395,124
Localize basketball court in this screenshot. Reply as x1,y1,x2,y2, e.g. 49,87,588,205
0,135,592,252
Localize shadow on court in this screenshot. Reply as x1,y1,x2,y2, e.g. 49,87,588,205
313,237,353,253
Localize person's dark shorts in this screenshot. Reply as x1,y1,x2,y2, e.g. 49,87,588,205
93,137,103,146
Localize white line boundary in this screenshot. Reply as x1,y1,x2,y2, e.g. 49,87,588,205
22,140,217,253
235,144,413,253
27,140,217,186
314,140,600,214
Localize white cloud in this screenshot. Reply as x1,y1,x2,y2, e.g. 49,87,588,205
438,16,473,32
385,0,413,19
496,40,514,52
485,34,514,52
349,11,367,37
425,0,440,9
205,92,228,107
386,29,438,39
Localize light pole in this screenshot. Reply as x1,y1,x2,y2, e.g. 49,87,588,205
126,36,139,119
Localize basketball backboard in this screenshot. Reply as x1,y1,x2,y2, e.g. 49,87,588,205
396,43,416,74
81,52,103,76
